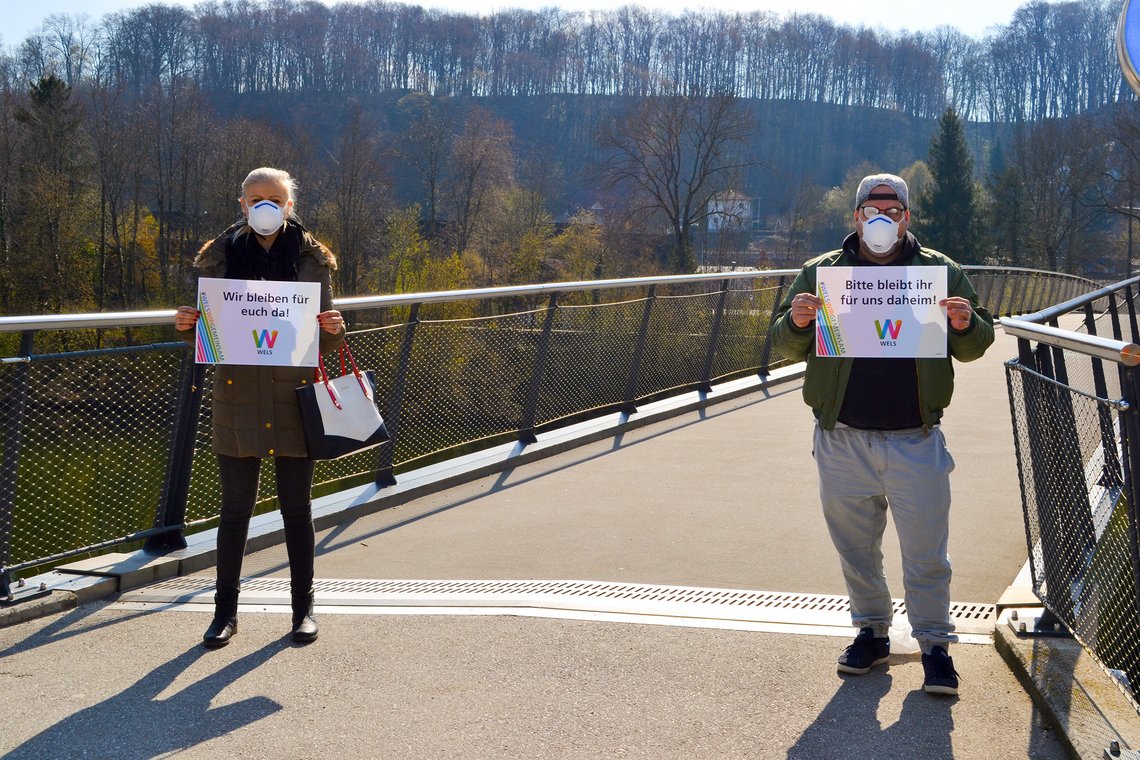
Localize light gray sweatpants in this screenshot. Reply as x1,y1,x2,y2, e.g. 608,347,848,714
813,422,958,652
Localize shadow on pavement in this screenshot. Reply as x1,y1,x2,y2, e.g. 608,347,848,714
0,601,157,659
787,669,955,760
5,638,287,759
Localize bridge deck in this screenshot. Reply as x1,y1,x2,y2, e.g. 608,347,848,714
240,315,1027,604
0,326,1080,758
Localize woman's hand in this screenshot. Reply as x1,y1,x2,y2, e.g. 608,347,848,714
174,305,199,331
317,310,345,335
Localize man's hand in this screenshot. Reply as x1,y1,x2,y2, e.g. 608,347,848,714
940,297,973,331
790,293,823,329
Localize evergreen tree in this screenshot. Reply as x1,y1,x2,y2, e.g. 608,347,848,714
985,140,1025,266
917,107,982,262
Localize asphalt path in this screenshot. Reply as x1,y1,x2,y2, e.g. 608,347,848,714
0,607,1064,759
0,322,1070,759
236,321,1029,606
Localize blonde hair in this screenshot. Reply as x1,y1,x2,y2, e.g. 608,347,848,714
241,167,298,201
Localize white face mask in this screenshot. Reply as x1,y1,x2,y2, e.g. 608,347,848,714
860,215,900,255
246,200,285,236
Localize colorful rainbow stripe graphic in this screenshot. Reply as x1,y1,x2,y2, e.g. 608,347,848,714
195,292,224,363
815,281,845,357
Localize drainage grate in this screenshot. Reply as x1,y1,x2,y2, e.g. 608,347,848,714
118,578,997,635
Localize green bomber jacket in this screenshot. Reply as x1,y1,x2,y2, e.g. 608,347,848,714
768,232,995,431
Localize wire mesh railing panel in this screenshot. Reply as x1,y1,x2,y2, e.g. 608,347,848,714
0,346,185,568
635,291,717,399
1034,341,1125,406
968,271,1003,315
535,299,641,426
185,367,221,525
1009,272,1036,315
1006,362,1140,711
392,312,540,465
0,266,1096,578
1087,296,1140,345
977,270,1057,316
312,324,405,491
710,284,785,381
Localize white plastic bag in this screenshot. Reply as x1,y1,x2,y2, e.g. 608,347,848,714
889,618,921,654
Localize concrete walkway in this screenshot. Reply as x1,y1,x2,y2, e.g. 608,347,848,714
0,324,1125,758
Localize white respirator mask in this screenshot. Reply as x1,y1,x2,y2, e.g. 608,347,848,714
861,215,901,255
246,200,286,236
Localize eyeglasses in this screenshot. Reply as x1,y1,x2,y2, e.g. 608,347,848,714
859,206,907,222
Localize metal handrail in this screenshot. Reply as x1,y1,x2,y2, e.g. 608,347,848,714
0,265,1093,334
1002,273,1140,708
0,262,1096,598
0,271,786,333
1000,317,1140,366
1010,274,1140,325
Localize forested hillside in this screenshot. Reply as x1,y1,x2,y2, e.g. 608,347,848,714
0,0,1136,316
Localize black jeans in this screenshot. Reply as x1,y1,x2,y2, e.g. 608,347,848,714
215,454,316,599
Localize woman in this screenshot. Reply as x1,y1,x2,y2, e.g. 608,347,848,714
175,167,345,647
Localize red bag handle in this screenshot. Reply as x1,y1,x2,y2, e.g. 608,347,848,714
313,353,341,410
339,338,372,399
312,337,370,411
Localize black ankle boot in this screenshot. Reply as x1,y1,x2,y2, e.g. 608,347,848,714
291,591,318,643
203,592,239,648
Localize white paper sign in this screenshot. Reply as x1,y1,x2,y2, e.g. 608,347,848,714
195,277,321,366
815,266,948,358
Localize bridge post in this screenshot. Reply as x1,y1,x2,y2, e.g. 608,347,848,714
622,285,656,415
758,275,789,374
1011,336,1094,634
1119,365,1140,639
1010,273,1026,315
1107,292,1123,343
1124,286,1140,343
1026,273,1046,315
518,293,558,444
1083,305,1124,491
699,280,731,393
975,271,995,315
375,303,420,487
994,272,1008,317
1045,275,1062,312
0,331,36,602
144,354,204,552
1026,273,1044,314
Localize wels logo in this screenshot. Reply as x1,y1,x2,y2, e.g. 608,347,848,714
252,329,279,355
874,319,902,346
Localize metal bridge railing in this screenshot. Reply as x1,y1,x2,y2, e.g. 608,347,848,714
0,265,1091,601
1003,275,1140,714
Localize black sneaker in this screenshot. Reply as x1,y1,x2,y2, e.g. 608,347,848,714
837,627,890,674
922,646,959,696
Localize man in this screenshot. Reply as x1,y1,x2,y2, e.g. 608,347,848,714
769,173,994,696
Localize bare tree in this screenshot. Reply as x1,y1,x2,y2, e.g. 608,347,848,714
318,106,390,295
1010,118,1107,273
40,14,100,86
10,76,93,313
396,92,453,239
445,106,515,256
599,89,753,271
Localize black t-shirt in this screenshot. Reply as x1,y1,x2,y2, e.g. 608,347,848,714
836,357,924,430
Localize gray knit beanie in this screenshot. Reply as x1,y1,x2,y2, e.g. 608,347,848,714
855,174,909,209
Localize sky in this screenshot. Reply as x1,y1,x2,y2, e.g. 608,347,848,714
0,0,1066,48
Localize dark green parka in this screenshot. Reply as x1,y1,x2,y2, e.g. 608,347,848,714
769,232,995,430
